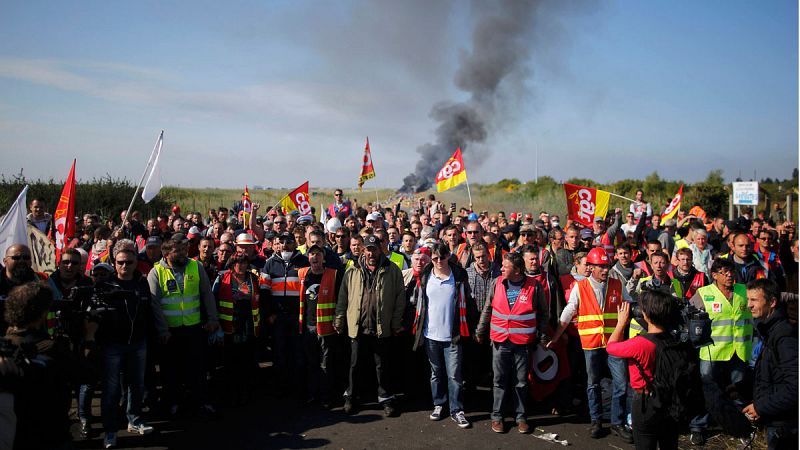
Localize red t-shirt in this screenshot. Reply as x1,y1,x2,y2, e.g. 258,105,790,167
606,336,657,390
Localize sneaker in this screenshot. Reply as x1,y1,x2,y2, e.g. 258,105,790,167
103,432,117,449
491,420,505,433
611,424,633,443
429,405,444,421
451,411,471,429
382,401,397,417
127,422,154,435
517,420,530,434
79,420,91,439
689,431,705,446
343,397,355,415
590,421,603,439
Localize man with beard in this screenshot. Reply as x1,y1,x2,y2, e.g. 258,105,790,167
0,245,47,334
673,247,710,301
464,242,499,391
554,225,583,276
456,221,503,269
335,235,405,417
148,233,220,418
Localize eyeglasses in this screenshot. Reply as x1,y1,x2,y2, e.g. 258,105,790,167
115,260,136,266
61,260,81,266
431,256,445,262
759,236,773,241
335,234,347,238
274,221,285,225
466,230,480,235
7,255,31,261
716,271,734,278
334,193,342,197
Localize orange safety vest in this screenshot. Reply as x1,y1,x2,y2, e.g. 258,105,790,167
489,276,538,345
216,271,261,337
575,277,623,350
298,267,337,336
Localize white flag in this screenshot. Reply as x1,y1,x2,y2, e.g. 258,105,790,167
0,185,29,258
141,131,164,203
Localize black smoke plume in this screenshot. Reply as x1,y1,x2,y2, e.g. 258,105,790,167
400,0,539,192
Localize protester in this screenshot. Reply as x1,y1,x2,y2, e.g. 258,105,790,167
745,279,798,450
335,235,405,417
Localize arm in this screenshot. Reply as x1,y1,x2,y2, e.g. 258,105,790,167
607,300,630,345
147,268,170,340
633,211,648,247
197,265,219,329
534,283,549,338
249,203,264,241
606,208,622,240
547,284,580,347
334,269,350,333
391,268,406,333
475,278,496,341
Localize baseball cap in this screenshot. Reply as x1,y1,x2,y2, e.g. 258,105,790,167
187,226,201,239
364,235,380,248
534,219,545,228
92,262,113,273
235,233,257,245
594,216,605,223
520,224,535,233
580,229,594,240
278,231,295,242
664,219,677,227
306,244,325,255
413,246,431,256
297,215,313,225
145,236,162,248
169,233,188,243
366,212,382,222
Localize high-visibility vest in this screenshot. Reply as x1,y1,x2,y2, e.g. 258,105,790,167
216,270,260,337
389,252,406,270
599,232,616,260
298,267,337,336
576,277,622,350
154,260,202,328
697,284,753,362
489,276,537,345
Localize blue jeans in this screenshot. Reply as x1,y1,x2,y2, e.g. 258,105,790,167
766,424,798,450
78,384,94,422
425,338,463,414
690,356,748,431
102,340,147,432
584,349,627,425
491,340,529,422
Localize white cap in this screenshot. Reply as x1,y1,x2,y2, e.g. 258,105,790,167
326,217,342,234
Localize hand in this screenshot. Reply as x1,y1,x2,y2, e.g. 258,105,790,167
0,356,21,377
474,334,483,344
615,207,622,215
204,322,220,333
268,314,277,326
160,332,172,345
618,301,631,324
252,202,261,211
633,268,643,279
742,403,759,422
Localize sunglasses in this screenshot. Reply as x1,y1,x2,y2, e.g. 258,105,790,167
61,259,81,266
335,234,347,238
520,232,534,237
274,221,285,225
466,230,480,235
115,260,136,266
431,256,445,262
8,255,31,261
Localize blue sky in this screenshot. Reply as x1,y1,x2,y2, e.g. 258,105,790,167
0,0,796,189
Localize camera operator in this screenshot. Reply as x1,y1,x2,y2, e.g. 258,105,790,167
607,290,679,449
4,281,82,450
95,246,154,448
627,252,677,337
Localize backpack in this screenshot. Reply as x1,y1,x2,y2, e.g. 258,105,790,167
634,332,705,424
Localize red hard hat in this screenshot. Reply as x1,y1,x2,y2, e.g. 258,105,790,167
172,205,181,214
586,247,610,265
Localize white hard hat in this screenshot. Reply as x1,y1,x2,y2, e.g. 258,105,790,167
326,217,342,234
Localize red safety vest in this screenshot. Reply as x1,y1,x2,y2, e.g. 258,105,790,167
575,277,622,350
489,276,538,345
216,271,261,337
298,267,337,336
683,272,707,299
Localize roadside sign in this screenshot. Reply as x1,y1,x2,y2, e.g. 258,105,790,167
733,182,759,206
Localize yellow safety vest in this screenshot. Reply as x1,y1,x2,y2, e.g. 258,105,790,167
155,259,202,328
389,252,405,270
697,284,753,362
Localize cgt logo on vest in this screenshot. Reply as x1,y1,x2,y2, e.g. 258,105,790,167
517,291,529,305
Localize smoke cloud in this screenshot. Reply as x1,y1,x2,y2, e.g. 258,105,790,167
400,0,541,192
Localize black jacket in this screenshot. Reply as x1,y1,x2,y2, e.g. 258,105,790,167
411,261,473,351
96,273,151,345
753,308,798,426
260,250,309,316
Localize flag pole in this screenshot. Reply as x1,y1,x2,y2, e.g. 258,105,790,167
374,187,380,206
608,192,637,204
124,130,162,225
465,177,473,210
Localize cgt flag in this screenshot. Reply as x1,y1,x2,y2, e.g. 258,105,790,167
280,181,312,216
358,137,376,191
528,341,571,402
660,184,684,225
564,183,611,227
54,159,77,263
241,185,252,229
435,148,467,193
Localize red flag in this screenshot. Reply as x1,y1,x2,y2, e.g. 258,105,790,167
528,341,571,402
280,181,312,216
54,160,77,263
660,184,683,225
564,183,611,227
358,137,376,191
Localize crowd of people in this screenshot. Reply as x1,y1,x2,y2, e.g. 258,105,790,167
0,188,797,450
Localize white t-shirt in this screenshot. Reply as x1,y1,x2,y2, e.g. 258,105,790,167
424,271,456,342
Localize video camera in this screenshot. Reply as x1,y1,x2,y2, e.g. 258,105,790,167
631,294,713,348
0,337,38,368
